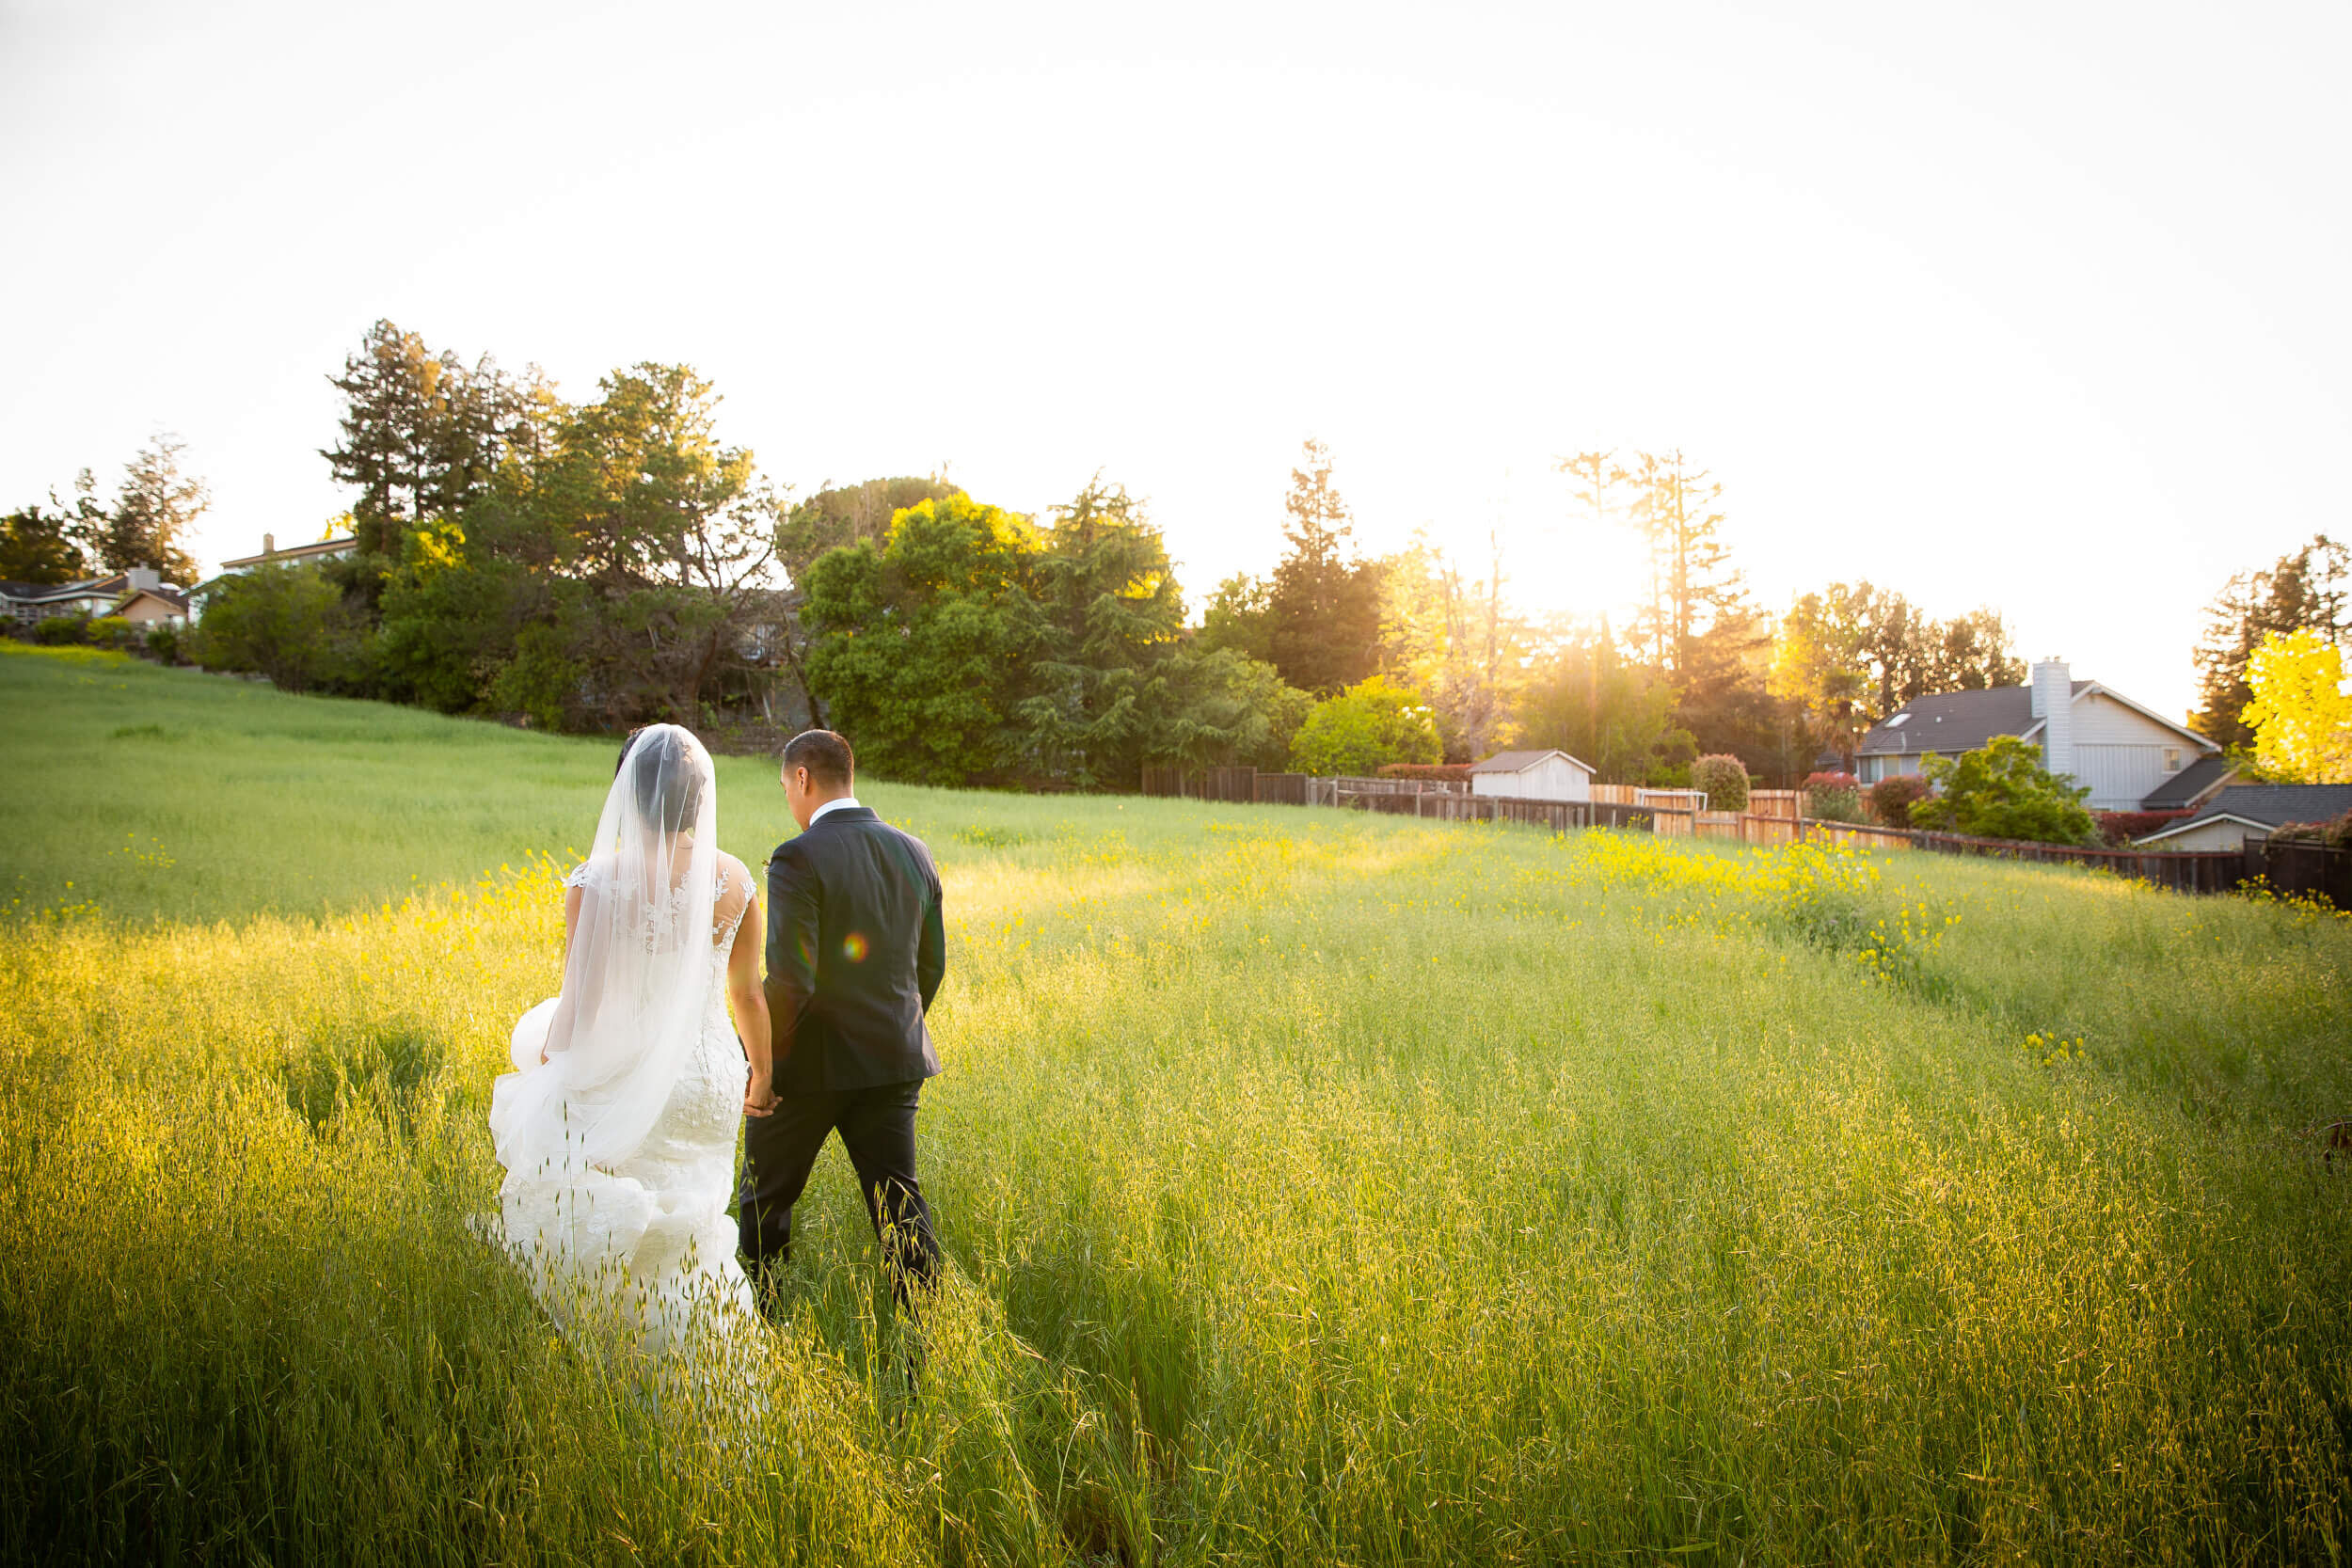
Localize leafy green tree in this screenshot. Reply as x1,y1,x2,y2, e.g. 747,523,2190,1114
1152,648,1313,771
97,433,204,584
0,504,91,584
777,475,963,586
1197,572,1275,665
550,364,783,725
802,495,1044,784
1910,735,2098,846
1266,440,1383,694
1288,675,1441,775
1771,582,2022,752
321,320,557,611
1011,479,1189,787
1518,624,1692,782
189,563,367,693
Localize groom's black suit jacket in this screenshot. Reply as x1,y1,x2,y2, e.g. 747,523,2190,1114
764,805,946,1094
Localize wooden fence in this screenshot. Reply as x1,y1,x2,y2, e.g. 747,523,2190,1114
1135,766,2344,905
2251,840,2350,905
1336,788,1663,832
1799,817,2250,895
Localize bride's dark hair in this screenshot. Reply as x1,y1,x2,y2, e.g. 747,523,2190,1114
617,725,706,834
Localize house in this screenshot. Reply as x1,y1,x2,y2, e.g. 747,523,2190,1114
2131,784,2352,852
1854,657,2219,813
189,531,359,621
115,586,191,626
2,567,177,626
1469,749,1595,802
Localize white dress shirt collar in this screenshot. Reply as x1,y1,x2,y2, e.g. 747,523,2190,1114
808,795,862,825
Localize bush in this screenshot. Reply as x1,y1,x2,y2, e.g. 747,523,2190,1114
30,614,88,645
144,625,183,666
2272,809,2352,849
1376,763,1470,783
1289,676,1441,776
1867,775,1932,829
1910,735,2099,847
86,615,138,650
1691,753,1750,812
2094,810,2192,847
1804,771,1864,823
190,563,368,694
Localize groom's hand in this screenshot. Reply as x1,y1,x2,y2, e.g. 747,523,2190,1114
744,1070,779,1117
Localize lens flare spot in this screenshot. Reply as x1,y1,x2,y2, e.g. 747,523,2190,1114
842,931,869,963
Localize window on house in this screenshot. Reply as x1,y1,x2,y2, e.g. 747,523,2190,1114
2163,747,2181,772
1885,713,1910,728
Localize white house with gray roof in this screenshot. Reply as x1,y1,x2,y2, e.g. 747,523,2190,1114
1855,658,2219,813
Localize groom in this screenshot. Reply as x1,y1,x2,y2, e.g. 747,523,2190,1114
738,729,946,1308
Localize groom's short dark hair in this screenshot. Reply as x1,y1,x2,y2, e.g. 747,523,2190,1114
784,729,854,789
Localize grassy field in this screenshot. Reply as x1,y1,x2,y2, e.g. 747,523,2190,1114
3,642,2349,1565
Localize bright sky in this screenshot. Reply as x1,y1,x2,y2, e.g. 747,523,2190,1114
4,1,2345,721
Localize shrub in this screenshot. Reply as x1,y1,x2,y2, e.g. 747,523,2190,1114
31,614,90,645
1691,753,1750,812
1868,775,1932,829
144,625,183,665
1289,676,1441,776
190,563,368,694
1804,771,1864,823
1910,735,2099,847
2272,809,2352,849
1376,763,1470,783
86,615,138,649
2094,810,2192,847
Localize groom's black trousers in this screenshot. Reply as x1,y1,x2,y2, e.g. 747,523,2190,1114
738,1080,939,1302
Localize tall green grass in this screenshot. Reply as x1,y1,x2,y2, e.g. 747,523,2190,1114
4,644,2348,1563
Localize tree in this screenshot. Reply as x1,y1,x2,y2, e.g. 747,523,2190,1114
0,503,91,584
1288,675,1441,775
1265,440,1383,694
1624,451,1740,681
1518,622,1692,783
776,475,963,586
97,433,205,584
188,562,366,692
321,320,557,610
1152,648,1313,771
552,364,785,724
1770,582,2022,753
802,495,1045,784
1910,735,2098,846
2241,628,2352,783
1011,477,1190,787
2189,535,2348,747
1379,528,1524,762
1197,572,1275,665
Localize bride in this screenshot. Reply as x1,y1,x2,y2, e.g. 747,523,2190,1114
488,723,773,1355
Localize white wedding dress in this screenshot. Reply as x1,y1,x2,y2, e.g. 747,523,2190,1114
488,726,762,1361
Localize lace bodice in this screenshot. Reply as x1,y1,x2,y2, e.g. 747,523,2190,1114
563,853,757,950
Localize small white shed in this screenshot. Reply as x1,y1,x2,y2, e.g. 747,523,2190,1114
1468,749,1595,802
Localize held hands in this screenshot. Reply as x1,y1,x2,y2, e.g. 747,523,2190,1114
743,1069,779,1118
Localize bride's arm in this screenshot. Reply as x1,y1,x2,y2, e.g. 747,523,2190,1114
725,884,775,1114
538,882,586,1065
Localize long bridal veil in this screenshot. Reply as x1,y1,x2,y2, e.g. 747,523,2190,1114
489,722,721,1194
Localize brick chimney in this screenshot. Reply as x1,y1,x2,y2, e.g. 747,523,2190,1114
2032,657,2074,782
262,532,276,558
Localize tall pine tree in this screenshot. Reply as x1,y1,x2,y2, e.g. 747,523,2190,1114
1266,439,1383,695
